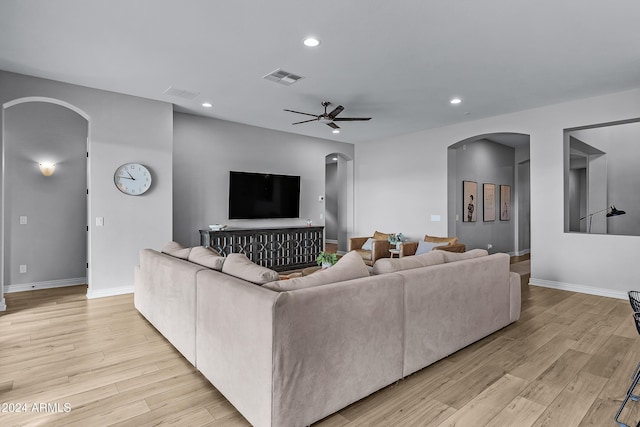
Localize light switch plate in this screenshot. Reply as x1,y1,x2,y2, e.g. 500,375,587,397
96,217,104,227
19,216,27,225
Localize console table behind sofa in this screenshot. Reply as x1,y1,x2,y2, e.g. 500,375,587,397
199,226,324,272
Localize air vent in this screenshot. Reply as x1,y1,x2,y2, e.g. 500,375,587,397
163,86,200,99
263,68,304,86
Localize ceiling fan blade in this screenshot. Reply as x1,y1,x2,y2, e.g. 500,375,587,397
327,105,344,119
327,122,340,129
284,109,318,118
332,117,372,121
292,118,318,125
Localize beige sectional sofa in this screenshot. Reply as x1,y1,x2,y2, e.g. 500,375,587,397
134,244,521,427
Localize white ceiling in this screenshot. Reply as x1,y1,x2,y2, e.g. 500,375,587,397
1,0,639,144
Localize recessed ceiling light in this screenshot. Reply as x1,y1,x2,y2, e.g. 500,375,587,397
450,98,462,105
303,37,321,47
332,129,340,134
202,102,213,108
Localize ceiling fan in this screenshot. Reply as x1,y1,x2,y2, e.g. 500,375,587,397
284,101,371,129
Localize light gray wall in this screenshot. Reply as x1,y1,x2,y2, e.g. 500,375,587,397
449,139,516,253
0,70,173,301
172,113,355,247
4,102,87,286
355,87,640,299
325,161,338,241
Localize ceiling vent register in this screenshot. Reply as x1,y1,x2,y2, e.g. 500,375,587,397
263,68,304,86
163,86,200,99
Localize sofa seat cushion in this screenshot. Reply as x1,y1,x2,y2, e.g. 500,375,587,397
373,251,445,275
354,248,373,261
263,250,369,291
161,241,192,259
188,246,225,271
222,253,279,285
441,248,488,263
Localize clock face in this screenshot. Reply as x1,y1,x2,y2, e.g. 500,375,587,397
114,163,152,196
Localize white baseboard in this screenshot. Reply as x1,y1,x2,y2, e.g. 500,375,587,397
86,286,133,299
325,239,338,244
529,278,627,300
514,249,530,256
0,298,6,311
5,277,87,293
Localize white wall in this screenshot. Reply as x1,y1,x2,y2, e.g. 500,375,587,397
172,113,355,247
0,71,173,302
356,87,640,299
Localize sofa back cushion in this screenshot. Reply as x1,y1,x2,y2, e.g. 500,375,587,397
222,253,279,285
424,235,458,246
161,241,192,259
263,250,369,291
372,250,445,275
188,246,225,271
441,248,488,263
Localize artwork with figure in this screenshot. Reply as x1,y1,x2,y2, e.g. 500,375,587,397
483,183,496,221
500,185,511,221
463,181,477,222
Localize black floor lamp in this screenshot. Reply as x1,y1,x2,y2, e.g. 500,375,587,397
579,205,626,233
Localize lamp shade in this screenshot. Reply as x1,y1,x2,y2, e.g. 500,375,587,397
606,205,626,217
39,162,56,176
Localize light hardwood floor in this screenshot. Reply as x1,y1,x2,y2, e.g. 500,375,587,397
0,283,638,427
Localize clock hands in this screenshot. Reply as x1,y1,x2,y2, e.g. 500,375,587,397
119,171,136,180
127,170,135,180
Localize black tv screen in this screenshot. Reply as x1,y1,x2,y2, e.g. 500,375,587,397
229,171,300,219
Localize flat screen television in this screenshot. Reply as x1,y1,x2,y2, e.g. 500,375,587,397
228,171,300,219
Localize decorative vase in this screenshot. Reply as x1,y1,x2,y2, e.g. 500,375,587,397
396,242,402,249
322,262,332,269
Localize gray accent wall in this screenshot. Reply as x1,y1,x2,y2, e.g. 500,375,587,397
4,102,87,287
449,139,516,253
172,113,355,247
0,70,173,302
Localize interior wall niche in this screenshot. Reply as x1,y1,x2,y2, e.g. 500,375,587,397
564,119,640,235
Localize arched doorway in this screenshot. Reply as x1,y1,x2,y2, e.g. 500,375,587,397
447,133,530,255
325,152,354,254
1,97,90,310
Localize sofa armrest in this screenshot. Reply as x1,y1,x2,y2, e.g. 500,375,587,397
509,272,522,322
349,236,369,251
196,270,280,427
435,243,466,253
371,239,391,263
399,242,418,257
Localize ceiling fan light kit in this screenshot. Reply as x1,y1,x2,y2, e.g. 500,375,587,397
284,101,371,130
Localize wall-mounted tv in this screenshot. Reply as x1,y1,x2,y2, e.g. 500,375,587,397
228,171,300,219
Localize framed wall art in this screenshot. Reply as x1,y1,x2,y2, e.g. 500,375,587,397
500,185,511,221
483,183,496,221
463,181,477,222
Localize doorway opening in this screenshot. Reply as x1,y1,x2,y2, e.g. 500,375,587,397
1,97,90,310
324,152,354,254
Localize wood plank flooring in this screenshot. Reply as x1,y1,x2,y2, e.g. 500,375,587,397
0,283,638,427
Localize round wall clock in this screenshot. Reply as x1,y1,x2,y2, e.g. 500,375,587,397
114,163,152,196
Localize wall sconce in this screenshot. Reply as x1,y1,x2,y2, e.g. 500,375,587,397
39,162,56,177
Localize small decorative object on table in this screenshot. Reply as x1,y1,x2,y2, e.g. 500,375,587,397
209,224,227,231
387,233,405,249
316,251,338,269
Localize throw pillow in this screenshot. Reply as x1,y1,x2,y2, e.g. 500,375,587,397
263,250,369,292
161,241,192,259
373,250,445,274
415,241,443,255
221,253,280,285
187,246,225,271
361,237,375,251
441,249,488,263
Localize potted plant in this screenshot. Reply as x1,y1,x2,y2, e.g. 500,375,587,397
317,251,338,269
388,233,405,249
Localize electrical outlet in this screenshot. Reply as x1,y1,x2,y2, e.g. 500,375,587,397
19,264,27,273
19,216,27,225
487,243,493,250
